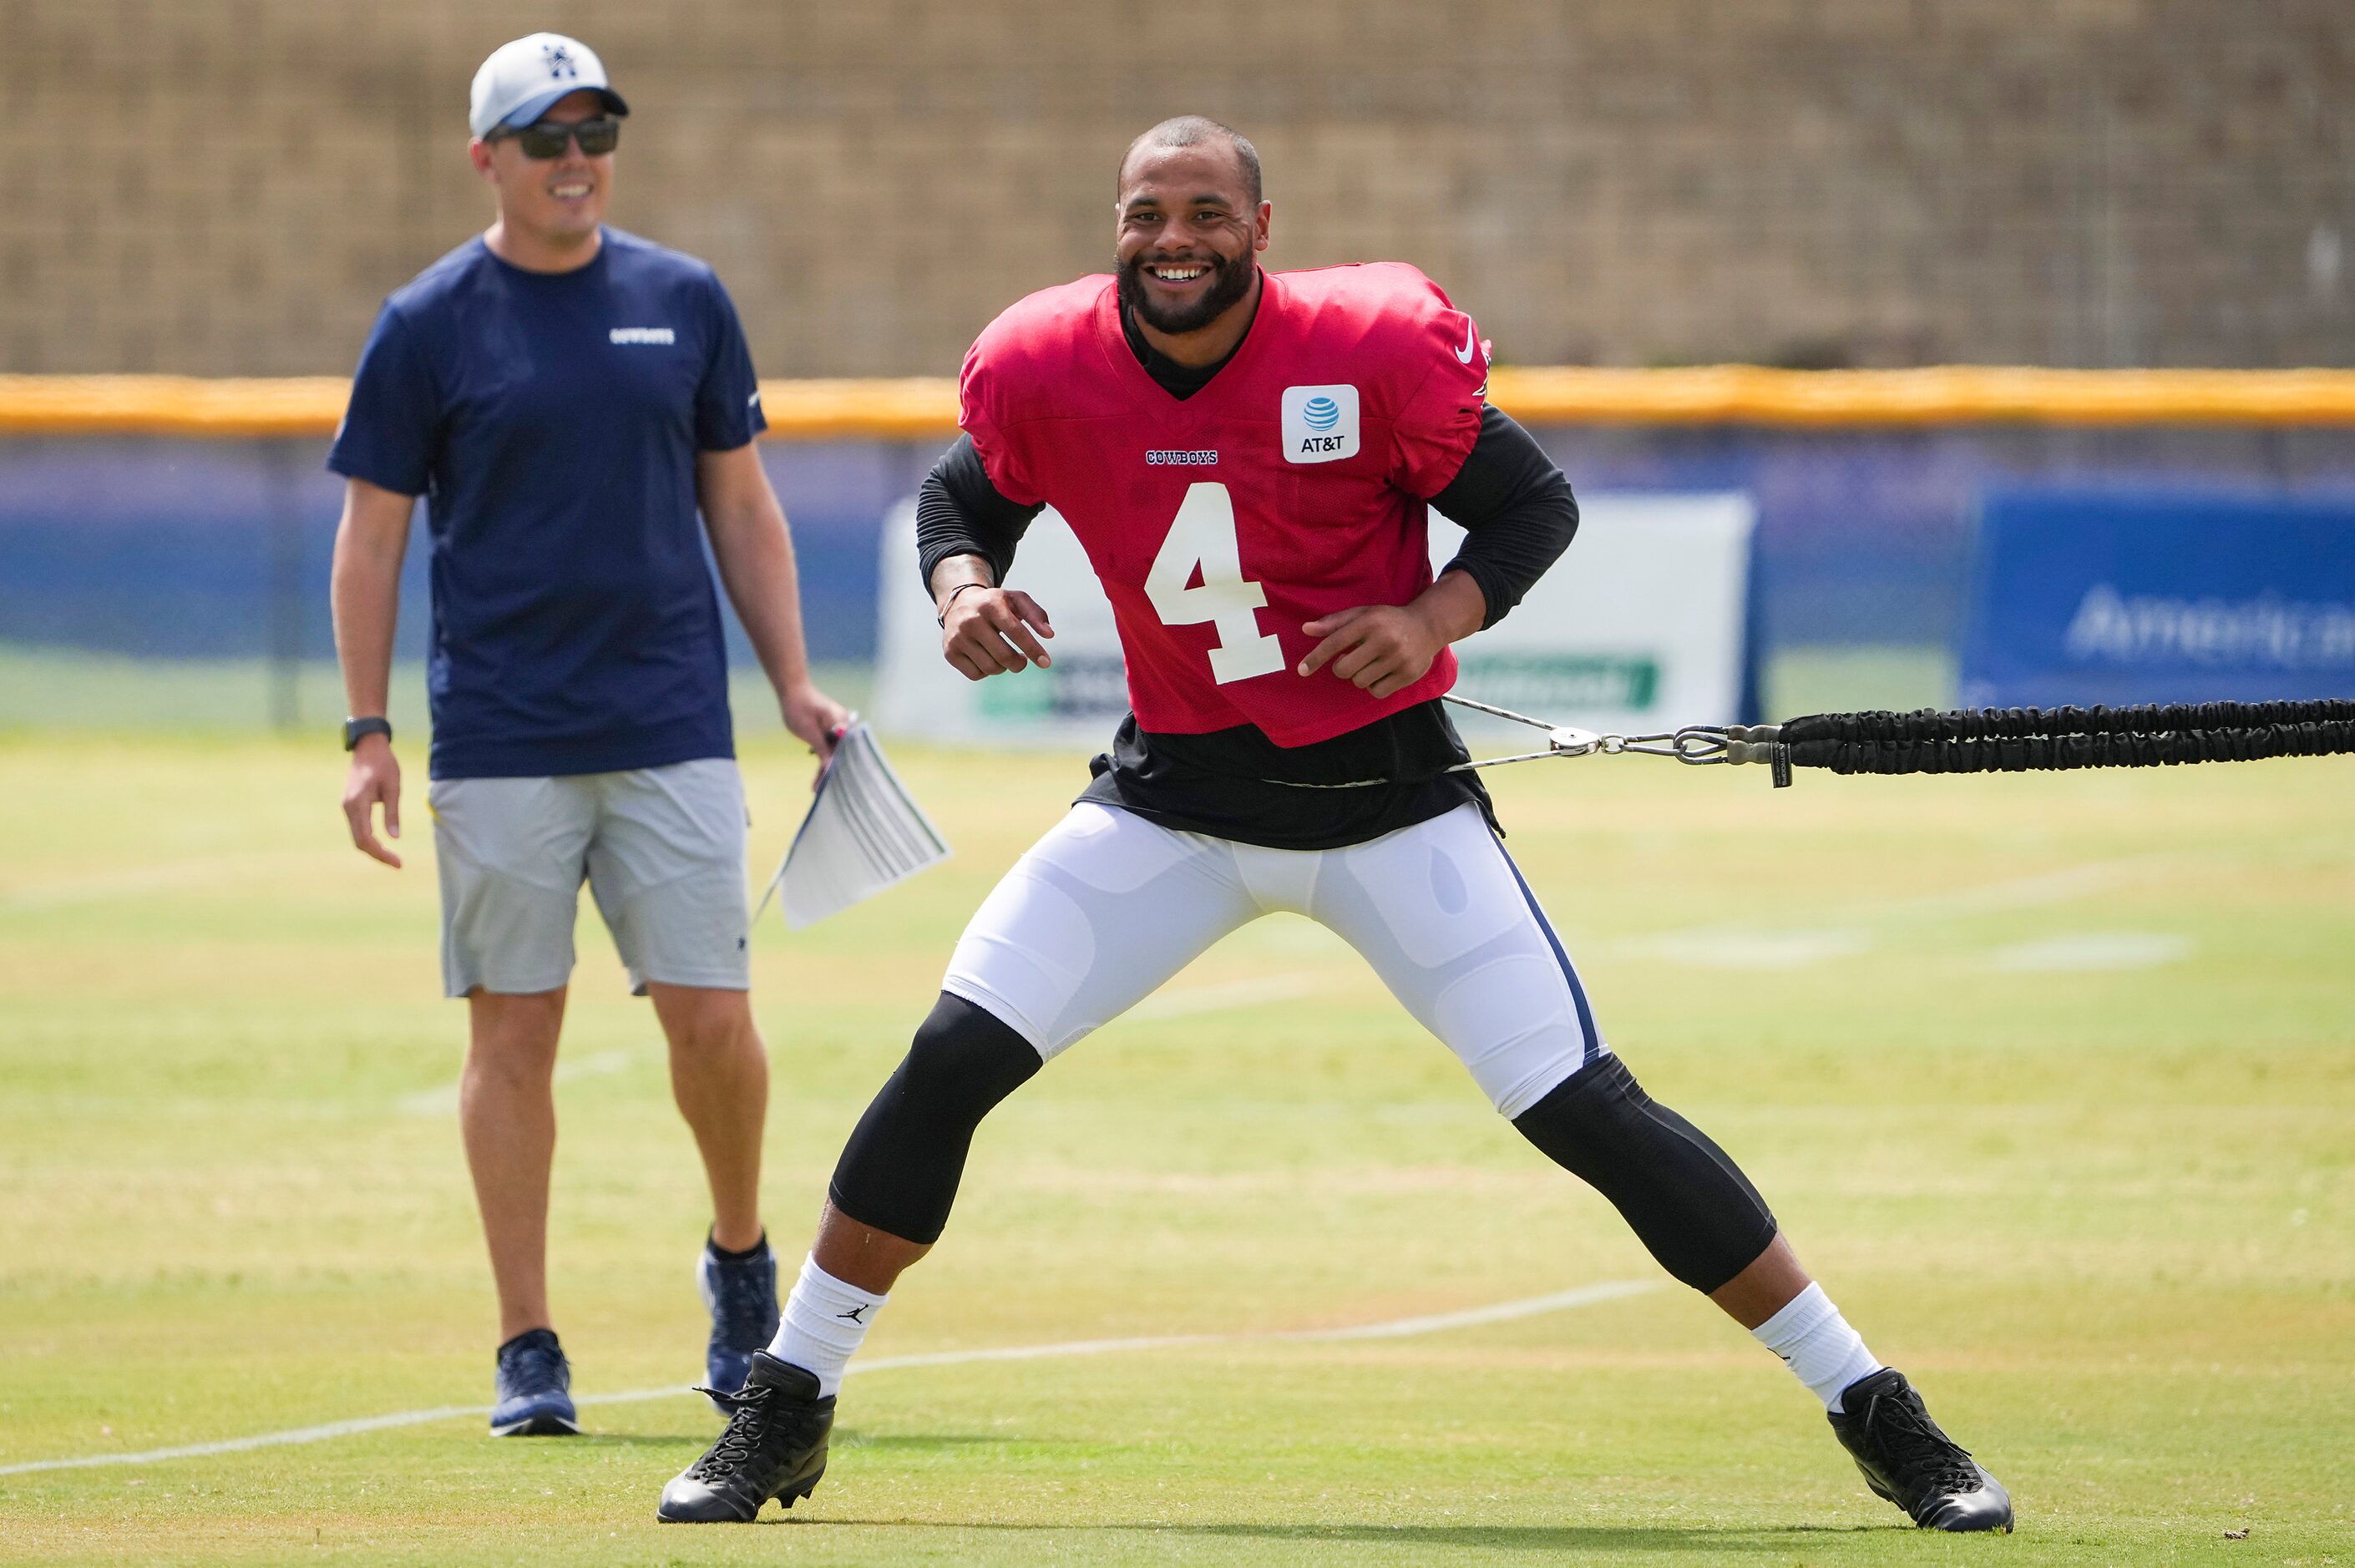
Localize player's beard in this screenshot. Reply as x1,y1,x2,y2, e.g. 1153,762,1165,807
1117,249,1256,337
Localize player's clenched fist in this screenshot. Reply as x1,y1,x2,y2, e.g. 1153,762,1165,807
939,584,1056,681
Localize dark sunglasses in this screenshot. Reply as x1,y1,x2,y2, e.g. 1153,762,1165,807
496,117,621,159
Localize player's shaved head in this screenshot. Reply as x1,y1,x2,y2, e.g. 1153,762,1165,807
1119,116,1262,207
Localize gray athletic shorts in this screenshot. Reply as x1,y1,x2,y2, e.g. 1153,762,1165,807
426,757,751,999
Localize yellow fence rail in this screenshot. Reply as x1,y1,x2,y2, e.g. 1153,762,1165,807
5,367,2355,438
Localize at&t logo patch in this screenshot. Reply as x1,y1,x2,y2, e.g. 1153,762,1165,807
1280,384,1360,464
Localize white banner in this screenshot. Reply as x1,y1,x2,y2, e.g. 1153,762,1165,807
1435,492,1755,745
874,492,1755,747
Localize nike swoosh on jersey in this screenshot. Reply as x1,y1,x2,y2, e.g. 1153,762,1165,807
1454,319,1478,363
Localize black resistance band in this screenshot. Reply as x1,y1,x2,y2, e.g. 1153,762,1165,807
1427,695,2355,790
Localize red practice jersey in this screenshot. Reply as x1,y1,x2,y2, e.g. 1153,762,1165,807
959,263,1489,747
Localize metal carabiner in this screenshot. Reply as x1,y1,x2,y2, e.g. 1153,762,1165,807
1673,727,1735,764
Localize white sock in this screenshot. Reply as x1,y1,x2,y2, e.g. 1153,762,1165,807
767,1256,887,1398
1750,1282,1883,1412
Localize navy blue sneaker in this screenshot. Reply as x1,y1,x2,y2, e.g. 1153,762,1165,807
490,1327,580,1437
697,1234,781,1408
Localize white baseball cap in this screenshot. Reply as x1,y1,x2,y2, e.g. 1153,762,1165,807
468,33,630,139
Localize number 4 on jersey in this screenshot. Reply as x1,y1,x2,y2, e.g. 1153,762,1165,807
1142,482,1284,683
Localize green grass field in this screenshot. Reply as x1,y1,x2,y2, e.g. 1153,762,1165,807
3,731,2350,1565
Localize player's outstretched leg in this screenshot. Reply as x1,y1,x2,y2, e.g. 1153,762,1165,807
1312,805,2009,1530
1512,1062,2013,1533
657,804,1289,1520
657,993,1040,1522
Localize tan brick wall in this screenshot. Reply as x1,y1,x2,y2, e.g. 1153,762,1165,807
2,0,2349,376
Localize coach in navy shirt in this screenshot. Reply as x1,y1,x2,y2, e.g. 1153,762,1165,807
328,33,846,1439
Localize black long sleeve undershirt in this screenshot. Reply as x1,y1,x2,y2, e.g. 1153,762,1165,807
1432,406,1580,630
915,435,1041,594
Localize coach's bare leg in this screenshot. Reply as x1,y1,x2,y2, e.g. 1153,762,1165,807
462,986,567,1343
1708,1233,1815,1330
648,983,769,1252
809,1198,930,1294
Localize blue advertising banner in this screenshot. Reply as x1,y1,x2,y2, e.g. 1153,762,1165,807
1960,487,2355,709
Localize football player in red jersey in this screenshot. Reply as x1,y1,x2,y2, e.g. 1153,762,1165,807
659,119,2011,1532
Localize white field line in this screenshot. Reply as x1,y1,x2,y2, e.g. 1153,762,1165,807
1599,853,2186,969
1988,931,2194,972
0,852,332,913
845,1279,1659,1373
1861,855,2182,924
1122,973,1330,1022
0,1279,1659,1478
394,977,1328,1115
396,1045,645,1117
392,974,1330,1115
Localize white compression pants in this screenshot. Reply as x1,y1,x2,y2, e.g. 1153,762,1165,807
940,801,1607,1119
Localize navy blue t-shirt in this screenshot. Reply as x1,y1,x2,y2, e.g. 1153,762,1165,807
329,228,767,779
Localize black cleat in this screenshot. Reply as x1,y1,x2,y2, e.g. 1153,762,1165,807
656,1352,833,1523
1828,1368,2013,1532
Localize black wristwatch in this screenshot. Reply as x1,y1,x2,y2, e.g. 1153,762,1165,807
343,716,393,751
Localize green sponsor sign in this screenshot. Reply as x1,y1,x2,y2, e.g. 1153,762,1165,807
1452,653,1660,712
975,666,1053,720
